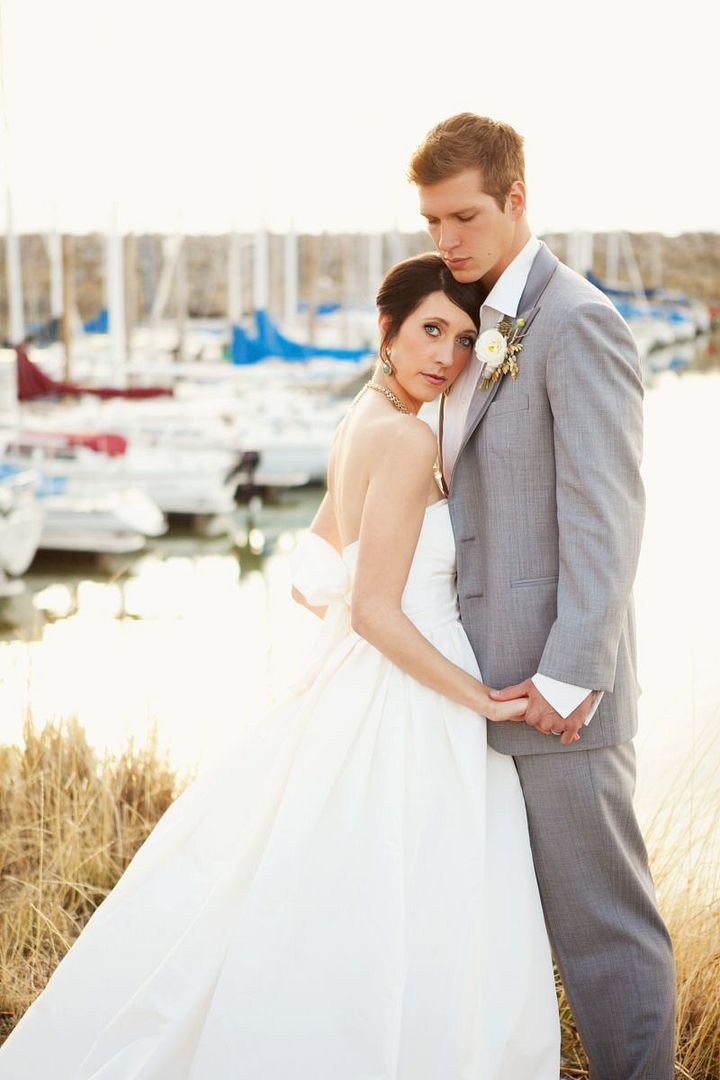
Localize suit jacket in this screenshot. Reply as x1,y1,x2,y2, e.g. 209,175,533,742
444,242,645,755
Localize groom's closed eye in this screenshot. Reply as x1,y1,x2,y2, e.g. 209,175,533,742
421,212,478,225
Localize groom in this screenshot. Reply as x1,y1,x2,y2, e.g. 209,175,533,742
409,114,675,1078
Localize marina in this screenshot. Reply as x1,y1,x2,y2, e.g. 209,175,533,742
1,225,716,570
0,330,717,832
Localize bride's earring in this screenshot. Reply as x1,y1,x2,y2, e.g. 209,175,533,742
381,346,394,377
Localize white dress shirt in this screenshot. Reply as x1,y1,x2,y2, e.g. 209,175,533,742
443,235,600,724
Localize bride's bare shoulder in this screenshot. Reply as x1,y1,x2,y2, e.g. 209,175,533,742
340,406,435,451
365,414,438,489
333,403,437,491
379,412,437,455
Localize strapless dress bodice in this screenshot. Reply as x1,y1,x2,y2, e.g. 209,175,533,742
293,500,459,637
343,499,458,634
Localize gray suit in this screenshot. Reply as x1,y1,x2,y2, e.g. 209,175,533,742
444,243,676,1078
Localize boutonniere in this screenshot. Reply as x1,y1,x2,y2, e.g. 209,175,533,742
477,316,527,390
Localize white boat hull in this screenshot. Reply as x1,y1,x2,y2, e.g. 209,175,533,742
0,464,45,577
0,501,44,575
2,436,239,518
39,528,147,554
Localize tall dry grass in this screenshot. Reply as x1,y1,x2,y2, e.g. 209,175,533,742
0,719,718,1079
0,717,182,1042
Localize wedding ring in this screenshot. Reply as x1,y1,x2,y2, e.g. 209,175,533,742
550,730,562,736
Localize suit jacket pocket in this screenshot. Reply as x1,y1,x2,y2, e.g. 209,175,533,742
485,392,530,455
510,576,559,589
484,392,529,419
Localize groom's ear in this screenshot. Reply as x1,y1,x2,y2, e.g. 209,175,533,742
506,180,527,219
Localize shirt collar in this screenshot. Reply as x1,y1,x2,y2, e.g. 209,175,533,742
482,235,541,320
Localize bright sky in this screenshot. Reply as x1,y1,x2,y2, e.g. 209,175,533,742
1,0,718,236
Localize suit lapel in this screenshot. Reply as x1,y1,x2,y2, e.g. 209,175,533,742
455,242,559,461
459,369,503,451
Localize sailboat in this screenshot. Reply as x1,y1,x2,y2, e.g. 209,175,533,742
0,463,44,594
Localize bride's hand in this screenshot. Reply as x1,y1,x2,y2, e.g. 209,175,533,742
478,688,528,723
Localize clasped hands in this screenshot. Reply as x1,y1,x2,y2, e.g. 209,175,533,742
487,679,594,747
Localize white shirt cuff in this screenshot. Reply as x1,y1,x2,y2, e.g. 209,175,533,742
531,674,603,725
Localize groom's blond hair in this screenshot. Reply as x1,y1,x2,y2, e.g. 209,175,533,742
408,113,525,212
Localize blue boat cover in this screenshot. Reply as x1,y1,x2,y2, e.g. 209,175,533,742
586,273,694,325
83,308,109,333
586,271,690,306
231,310,372,365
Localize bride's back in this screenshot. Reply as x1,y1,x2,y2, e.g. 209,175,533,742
328,392,437,551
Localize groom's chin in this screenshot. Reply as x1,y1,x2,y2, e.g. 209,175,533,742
449,265,481,284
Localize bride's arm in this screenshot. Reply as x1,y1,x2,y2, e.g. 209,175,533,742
351,419,525,723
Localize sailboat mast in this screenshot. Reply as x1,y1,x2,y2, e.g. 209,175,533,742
0,3,24,346
283,224,298,330
106,205,127,384
254,225,269,313
60,235,73,380
3,187,24,344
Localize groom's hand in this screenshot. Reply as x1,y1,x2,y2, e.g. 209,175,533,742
490,680,591,746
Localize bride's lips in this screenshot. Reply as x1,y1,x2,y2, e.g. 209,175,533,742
421,372,447,388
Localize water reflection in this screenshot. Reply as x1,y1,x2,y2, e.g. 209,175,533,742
633,345,720,826
0,492,324,772
0,337,718,826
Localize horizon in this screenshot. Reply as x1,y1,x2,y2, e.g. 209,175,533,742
3,226,718,240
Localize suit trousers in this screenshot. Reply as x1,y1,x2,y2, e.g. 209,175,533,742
513,741,676,1080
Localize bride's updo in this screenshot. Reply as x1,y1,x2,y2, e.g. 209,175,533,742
376,253,484,359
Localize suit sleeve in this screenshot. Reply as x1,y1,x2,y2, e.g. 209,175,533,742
538,299,645,691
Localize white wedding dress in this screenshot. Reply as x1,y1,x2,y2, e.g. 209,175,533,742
0,499,560,1079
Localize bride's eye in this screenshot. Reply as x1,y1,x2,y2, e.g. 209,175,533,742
424,324,441,337
457,335,475,349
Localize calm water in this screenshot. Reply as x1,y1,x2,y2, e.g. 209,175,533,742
1,336,719,830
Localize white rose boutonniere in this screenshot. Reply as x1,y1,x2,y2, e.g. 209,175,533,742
477,317,527,390
476,329,507,371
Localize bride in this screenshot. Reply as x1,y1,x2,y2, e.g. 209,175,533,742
0,254,560,1078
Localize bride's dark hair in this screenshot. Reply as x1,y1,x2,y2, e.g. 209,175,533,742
376,253,484,359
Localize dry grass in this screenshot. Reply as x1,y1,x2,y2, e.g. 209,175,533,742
0,717,182,1042
0,719,718,1079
